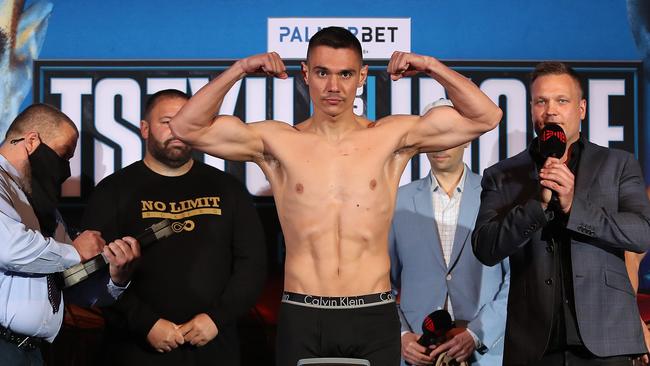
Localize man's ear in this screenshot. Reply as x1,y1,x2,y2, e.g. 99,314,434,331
358,64,369,88
301,61,309,85
578,98,586,120
140,120,150,140
24,131,41,154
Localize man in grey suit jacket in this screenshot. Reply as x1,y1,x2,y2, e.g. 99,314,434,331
472,62,650,366
389,128,510,366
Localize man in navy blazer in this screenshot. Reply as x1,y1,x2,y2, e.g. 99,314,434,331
390,102,510,366
472,62,650,365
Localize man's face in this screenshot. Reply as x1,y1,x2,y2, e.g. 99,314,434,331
426,143,468,174
141,97,192,168
302,46,367,117
21,123,77,194
530,73,586,145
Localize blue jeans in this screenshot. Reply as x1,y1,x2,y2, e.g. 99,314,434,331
0,337,43,366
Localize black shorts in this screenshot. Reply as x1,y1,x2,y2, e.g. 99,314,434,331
276,292,400,366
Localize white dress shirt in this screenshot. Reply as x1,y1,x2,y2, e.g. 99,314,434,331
0,155,124,342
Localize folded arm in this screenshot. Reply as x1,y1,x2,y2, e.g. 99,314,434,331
566,154,650,253
472,169,550,266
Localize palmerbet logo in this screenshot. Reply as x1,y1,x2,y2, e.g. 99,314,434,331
268,17,411,59
278,25,400,45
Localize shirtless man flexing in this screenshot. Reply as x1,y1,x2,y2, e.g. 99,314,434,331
170,27,501,366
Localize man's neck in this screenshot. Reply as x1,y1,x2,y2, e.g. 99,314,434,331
433,164,465,197
560,135,580,163
142,155,193,177
0,145,28,178
307,108,366,139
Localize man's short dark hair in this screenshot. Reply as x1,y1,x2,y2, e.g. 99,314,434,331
5,103,77,141
307,26,362,62
143,89,189,121
530,61,584,98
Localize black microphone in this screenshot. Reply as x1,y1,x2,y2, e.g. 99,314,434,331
417,310,454,352
538,124,567,212
538,123,567,159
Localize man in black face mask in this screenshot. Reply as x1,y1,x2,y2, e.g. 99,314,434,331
0,103,141,366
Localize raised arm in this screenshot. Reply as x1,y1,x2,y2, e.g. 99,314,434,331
169,52,288,161
387,52,502,152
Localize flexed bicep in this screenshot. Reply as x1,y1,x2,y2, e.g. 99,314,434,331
182,115,266,162
402,106,486,153
169,53,289,162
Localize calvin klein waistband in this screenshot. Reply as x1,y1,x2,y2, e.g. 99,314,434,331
281,291,395,309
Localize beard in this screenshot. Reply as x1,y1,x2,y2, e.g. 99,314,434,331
20,162,32,196
148,136,192,168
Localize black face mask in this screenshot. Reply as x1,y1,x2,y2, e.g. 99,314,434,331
28,143,71,237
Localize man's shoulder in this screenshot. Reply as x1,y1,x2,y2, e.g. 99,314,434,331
397,176,429,198
483,149,532,176
192,160,230,176
192,160,232,180
95,160,145,187
584,140,633,161
464,169,483,189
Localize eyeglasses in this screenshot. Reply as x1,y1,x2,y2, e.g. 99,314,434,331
9,138,25,145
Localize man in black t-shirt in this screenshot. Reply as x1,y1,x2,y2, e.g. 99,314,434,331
81,89,266,366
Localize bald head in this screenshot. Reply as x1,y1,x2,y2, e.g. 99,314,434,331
5,103,78,144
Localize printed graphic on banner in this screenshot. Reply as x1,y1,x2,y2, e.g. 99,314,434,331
0,0,52,136
268,17,411,59
35,60,642,201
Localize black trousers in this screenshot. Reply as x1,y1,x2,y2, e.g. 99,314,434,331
530,347,634,366
276,301,400,366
